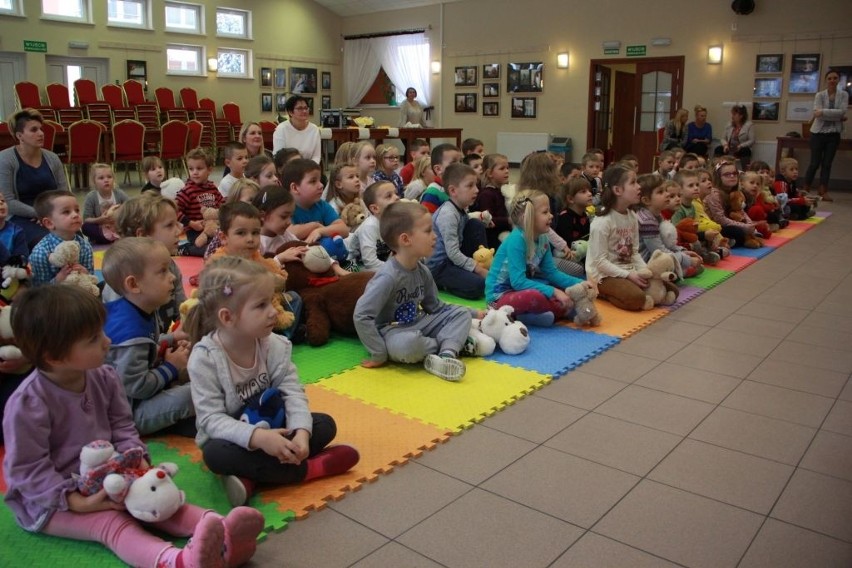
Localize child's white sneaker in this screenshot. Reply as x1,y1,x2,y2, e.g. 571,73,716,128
424,354,465,381
222,475,253,507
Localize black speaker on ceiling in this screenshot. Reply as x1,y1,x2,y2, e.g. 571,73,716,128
732,0,755,15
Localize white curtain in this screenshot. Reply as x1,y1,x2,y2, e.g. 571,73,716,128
344,38,382,108
344,32,430,108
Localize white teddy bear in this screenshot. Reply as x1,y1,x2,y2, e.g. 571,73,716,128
48,241,100,296
468,306,531,356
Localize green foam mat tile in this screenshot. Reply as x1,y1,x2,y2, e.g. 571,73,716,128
291,334,367,384
684,266,735,289
437,291,488,310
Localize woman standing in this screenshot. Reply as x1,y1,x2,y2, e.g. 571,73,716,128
805,69,848,202
0,109,68,247
660,108,689,151
685,105,713,157
715,104,755,169
271,95,321,164
399,87,426,127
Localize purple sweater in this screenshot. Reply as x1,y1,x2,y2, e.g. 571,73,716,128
2,366,145,531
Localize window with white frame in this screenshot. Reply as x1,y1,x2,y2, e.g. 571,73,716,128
108,0,147,28
166,44,203,75
164,1,202,34
217,48,251,78
41,0,90,22
0,0,24,16
216,7,250,39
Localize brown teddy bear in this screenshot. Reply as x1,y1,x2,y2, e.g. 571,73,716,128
727,190,765,248
275,241,374,346
194,207,219,249
637,250,680,309
339,199,367,232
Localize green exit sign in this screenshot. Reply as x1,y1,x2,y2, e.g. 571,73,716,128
24,40,47,53
626,45,646,57
604,48,620,55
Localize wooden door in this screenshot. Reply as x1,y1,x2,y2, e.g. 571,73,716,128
633,58,683,171
611,71,636,161
588,64,611,159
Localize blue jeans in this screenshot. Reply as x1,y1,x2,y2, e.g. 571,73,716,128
132,382,194,436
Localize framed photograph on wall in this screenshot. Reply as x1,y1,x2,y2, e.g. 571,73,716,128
454,66,477,86
290,67,317,93
833,65,852,101
260,67,272,87
755,54,783,74
791,53,820,74
483,102,499,117
304,97,314,115
511,96,537,118
483,63,500,79
454,93,477,113
321,72,331,90
321,95,331,110
789,53,820,94
754,77,782,98
126,60,147,91
483,82,499,97
276,94,287,112
261,93,273,112
786,100,814,122
752,101,779,121
274,69,286,89
507,62,543,93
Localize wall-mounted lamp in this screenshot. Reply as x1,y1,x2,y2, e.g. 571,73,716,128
707,45,723,64
651,37,672,47
431,60,441,74
207,57,218,72
556,52,569,69
602,40,621,51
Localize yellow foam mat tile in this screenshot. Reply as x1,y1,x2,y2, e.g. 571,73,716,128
773,226,808,239
258,386,450,519
316,359,551,432
563,300,669,338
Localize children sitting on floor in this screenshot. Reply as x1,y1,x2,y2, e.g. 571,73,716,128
420,143,462,214
554,176,594,277
353,141,377,189
474,153,511,250
203,178,260,259
462,138,484,157
325,162,362,214
462,153,483,178
246,154,281,187
580,152,603,202
0,194,29,267
176,148,223,257
670,170,727,262
373,144,404,197
140,155,165,193
704,161,762,248
285,159,349,244
82,163,129,244
774,157,816,220
30,190,93,286
656,150,677,180
354,201,482,382
102,237,194,436
347,180,399,270
400,138,430,186
218,141,249,199
403,156,434,201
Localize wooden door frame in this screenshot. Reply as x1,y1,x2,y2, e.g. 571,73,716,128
586,56,685,154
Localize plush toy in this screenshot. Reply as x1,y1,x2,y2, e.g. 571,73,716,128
302,245,334,274
468,210,493,227
277,241,375,346
467,318,497,356
565,282,602,326
472,245,494,269
48,241,100,296
637,250,680,309
728,190,765,248
570,240,589,262
239,387,286,429
117,464,185,523
193,206,219,249
340,199,367,232
0,304,23,361
318,235,348,263
1,255,30,302
479,305,530,355
159,177,185,201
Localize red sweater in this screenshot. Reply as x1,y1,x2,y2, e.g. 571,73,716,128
176,180,223,223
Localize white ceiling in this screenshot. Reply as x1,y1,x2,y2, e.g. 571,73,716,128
312,0,462,18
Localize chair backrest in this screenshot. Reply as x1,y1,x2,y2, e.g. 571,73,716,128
186,120,203,151
41,120,63,152
155,87,177,111
101,84,126,108
134,103,160,129
222,102,241,125
179,88,200,111
57,108,85,128
73,78,99,106
0,122,14,146
14,82,43,108
160,120,189,160
111,119,145,161
46,83,72,109
199,97,217,114
123,80,146,106
85,103,113,126
67,120,105,165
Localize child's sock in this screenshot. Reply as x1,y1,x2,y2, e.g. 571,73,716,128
221,507,265,568
221,475,254,507
516,311,555,327
423,353,465,381
171,514,225,568
304,445,360,481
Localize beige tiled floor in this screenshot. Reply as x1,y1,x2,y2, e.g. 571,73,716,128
247,191,852,567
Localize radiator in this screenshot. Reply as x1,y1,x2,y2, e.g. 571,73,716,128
496,132,551,164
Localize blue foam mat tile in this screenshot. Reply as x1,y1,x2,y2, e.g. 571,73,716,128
729,246,775,259
487,325,620,379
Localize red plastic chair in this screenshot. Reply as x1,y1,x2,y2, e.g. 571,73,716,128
123,80,147,106
179,87,200,112
135,103,161,129
65,120,106,189
73,78,100,106
85,103,113,127
186,120,203,152
258,120,276,152
201,97,233,157
101,83,133,120
0,123,14,148
41,120,63,153
155,87,189,121
222,102,242,132
160,120,190,178
46,83,72,109
14,82,43,108
111,119,146,184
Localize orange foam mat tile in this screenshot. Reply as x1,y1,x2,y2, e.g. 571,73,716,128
773,226,808,239
761,233,792,248
258,385,450,519
564,300,669,338
316,359,552,432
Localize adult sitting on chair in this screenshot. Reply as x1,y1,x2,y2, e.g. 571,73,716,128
272,95,321,164
685,105,713,158
714,104,755,169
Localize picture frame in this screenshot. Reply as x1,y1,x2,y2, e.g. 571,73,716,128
755,54,783,74
511,96,537,118
507,62,543,93
786,100,814,122
791,53,820,74
832,66,852,102
321,72,331,90
321,95,331,110
789,54,820,94
482,82,499,98
482,63,500,79
754,77,782,98
290,67,317,94
483,102,499,117
454,93,477,113
126,60,147,91
752,101,779,121
454,66,477,87
261,93,273,112
304,97,314,115
276,94,287,112
260,67,272,88
274,68,287,90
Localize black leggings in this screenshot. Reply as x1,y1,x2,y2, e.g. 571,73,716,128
202,412,336,484
721,225,748,248
805,132,841,189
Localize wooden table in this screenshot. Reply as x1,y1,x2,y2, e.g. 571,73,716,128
775,136,852,171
